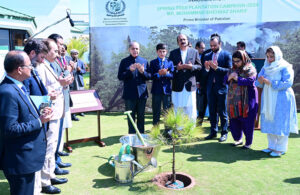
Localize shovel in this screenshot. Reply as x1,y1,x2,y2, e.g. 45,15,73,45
124,111,147,146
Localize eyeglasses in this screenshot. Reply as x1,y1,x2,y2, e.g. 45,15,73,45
21,64,34,69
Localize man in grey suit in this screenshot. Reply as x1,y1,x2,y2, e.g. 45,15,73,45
48,34,73,176
168,34,202,122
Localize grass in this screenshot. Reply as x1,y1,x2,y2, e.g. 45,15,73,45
1,112,300,195
83,72,89,89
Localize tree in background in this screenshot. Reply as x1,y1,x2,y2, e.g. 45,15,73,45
67,36,89,61
275,28,300,77
275,27,300,107
93,39,129,111
149,26,189,52
91,25,203,111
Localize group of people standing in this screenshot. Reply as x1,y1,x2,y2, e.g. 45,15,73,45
0,34,86,194
118,33,298,156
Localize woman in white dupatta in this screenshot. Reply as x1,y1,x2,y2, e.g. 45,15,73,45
255,46,298,157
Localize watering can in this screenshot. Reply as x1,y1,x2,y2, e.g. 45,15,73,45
108,144,157,184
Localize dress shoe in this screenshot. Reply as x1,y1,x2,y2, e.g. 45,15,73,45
58,151,69,156
232,140,243,146
261,148,273,153
197,118,204,126
57,161,72,168
51,177,68,185
41,185,61,194
270,151,285,157
71,114,79,121
54,167,69,175
79,113,85,116
204,133,217,140
218,134,228,142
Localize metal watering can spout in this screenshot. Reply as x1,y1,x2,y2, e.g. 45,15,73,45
132,157,157,177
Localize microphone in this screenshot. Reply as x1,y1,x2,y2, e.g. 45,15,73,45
66,9,74,27
27,9,75,40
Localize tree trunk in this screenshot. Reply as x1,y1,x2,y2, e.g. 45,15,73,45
172,141,176,183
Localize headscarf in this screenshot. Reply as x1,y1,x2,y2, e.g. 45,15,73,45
261,46,292,121
227,50,257,119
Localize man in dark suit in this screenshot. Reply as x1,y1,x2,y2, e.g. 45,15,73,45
195,41,208,125
23,39,49,96
168,34,201,122
118,41,151,134
0,51,52,195
149,43,174,126
70,49,86,91
203,33,232,142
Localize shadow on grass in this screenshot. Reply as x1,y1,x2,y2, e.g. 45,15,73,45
162,142,267,164
0,172,9,194
289,133,300,138
84,112,125,117
93,177,154,192
69,141,99,150
98,162,114,177
101,135,122,146
284,177,300,184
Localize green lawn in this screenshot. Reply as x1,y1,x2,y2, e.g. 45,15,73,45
1,113,300,195
83,72,89,89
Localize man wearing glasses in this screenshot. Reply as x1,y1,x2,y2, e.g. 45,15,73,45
0,50,52,195
23,39,50,96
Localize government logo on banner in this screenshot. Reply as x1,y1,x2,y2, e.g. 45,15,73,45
105,0,126,17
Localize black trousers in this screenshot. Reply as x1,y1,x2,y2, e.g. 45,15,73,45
152,94,171,125
125,99,146,134
196,88,208,119
207,84,228,135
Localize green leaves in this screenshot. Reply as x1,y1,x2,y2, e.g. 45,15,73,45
67,37,89,60
149,108,197,146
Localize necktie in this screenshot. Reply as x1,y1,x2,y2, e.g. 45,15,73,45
161,59,165,69
57,58,63,69
21,86,38,115
213,53,217,64
213,53,217,83
50,63,55,70
21,85,29,96
62,57,66,65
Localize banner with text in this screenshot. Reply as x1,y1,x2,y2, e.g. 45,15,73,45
90,0,300,111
